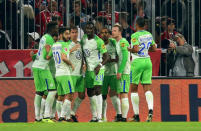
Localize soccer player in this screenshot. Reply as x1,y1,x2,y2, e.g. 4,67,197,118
47,27,75,121
128,17,156,122
31,21,58,122
68,26,85,122
112,24,130,122
100,27,122,122
81,22,109,122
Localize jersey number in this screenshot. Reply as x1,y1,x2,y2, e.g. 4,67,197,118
138,42,151,55
53,51,61,64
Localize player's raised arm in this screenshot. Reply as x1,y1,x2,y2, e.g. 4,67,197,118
61,52,74,71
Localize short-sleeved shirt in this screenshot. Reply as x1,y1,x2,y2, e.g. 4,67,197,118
49,41,71,77
69,41,82,76
81,35,107,71
32,34,54,70
104,38,118,76
131,30,155,61
116,38,130,75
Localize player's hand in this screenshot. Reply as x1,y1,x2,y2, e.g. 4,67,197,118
127,47,132,52
30,50,34,57
70,44,81,53
71,64,75,71
82,64,86,73
94,64,101,75
117,73,122,80
45,44,51,53
169,43,176,49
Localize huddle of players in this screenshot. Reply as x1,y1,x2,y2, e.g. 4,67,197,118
31,17,156,123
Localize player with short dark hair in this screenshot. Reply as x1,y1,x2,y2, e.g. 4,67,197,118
100,27,123,122
47,26,75,122
128,17,156,122
81,22,109,122
68,26,85,122
31,21,58,122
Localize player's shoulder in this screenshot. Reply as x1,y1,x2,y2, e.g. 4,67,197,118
120,38,129,47
95,35,104,43
120,38,129,44
109,38,117,45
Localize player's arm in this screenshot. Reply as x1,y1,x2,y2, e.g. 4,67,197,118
46,48,53,60
94,39,110,75
149,38,157,52
117,42,129,79
128,34,140,53
70,44,81,53
61,53,75,71
30,51,37,61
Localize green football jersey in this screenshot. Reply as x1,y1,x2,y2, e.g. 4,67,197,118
69,41,82,76
131,30,155,60
104,38,118,76
49,41,71,76
81,35,107,71
116,38,130,75
32,34,55,70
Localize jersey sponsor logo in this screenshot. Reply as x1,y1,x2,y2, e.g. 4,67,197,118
64,48,68,52
132,38,136,43
120,42,125,47
75,50,82,60
101,44,106,49
84,49,90,57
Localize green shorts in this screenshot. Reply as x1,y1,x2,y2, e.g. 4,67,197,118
102,75,118,95
130,58,152,84
117,74,130,93
33,68,56,92
85,69,104,88
72,76,85,93
56,75,74,96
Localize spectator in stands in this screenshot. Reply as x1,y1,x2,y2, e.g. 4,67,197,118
23,4,35,49
95,16,108,36
162,0,186,33
98,0,119,25
130,0,148,32
119,12,133,42
168,33,195,77
0,0,20,49
0,19,12,49
27,32,40,49
35,0,63,35
71,0,89,28
52,15,63,27
161,18,178,42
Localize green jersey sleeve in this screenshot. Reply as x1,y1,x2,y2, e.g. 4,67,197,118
32,54,37,61
97,38,107,54
48,48,53,57
118,39,129,73
131,33,140,46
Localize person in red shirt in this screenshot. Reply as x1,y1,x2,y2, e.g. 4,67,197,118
98,1,119,25
35,0,63,35
161,18,178,41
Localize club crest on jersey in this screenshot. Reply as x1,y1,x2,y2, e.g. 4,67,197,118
132,38,136,43
75,51,82,60
84,49,90,57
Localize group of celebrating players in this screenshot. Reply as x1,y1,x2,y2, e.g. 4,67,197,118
31,17,156,123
